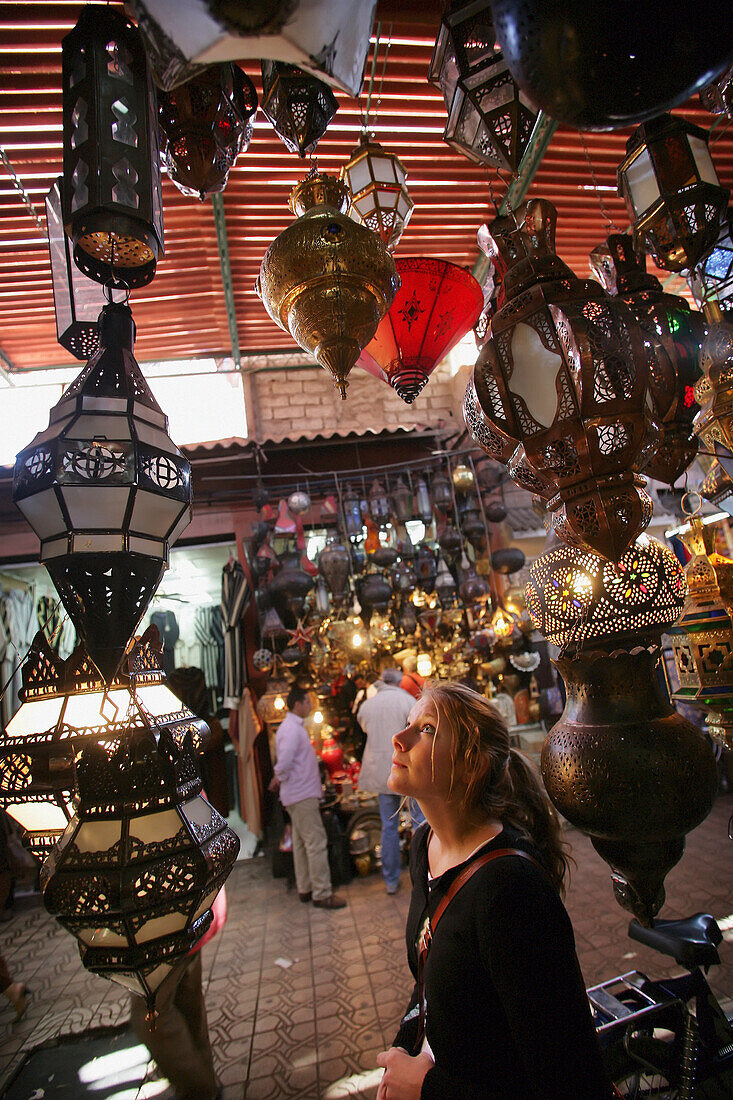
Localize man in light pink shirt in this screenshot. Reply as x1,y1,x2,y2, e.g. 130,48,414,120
269,686,346,910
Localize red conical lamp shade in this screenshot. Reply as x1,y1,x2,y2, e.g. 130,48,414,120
358,257,483,403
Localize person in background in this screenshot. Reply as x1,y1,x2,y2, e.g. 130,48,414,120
376,682,615,1099
400,654,425,700
269,686,346,910
357,669,414,894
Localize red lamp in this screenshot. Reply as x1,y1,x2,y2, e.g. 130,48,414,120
357,258,483,404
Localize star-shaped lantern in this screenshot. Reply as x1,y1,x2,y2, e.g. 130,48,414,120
286,620,316,651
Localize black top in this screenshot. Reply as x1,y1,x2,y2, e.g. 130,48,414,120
393,823,615,1099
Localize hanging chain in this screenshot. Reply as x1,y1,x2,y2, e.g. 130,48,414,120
579,132,621,231
0,146,46,236
371,22,393,130
362,20,382,134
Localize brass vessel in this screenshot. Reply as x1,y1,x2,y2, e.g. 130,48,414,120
256,171,399,398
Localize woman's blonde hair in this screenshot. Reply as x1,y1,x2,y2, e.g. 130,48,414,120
422,681,572,895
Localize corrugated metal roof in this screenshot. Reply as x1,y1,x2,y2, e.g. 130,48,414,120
0,1,730,372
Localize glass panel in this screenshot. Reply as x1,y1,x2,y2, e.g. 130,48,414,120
62,485,130,528
70,160,88,212
65,414,132,440
192,887,219,921
346,157,372,194
16,490,66,541
74,819,122,854
509,322,563,427
6,697,64,738
182,796,215,831
130,489,187,539
82,396,128,413
145,963,174,992
133,421,178,452
129,808,183,846
77,925,128,947
111,157,139,208
653,132,696,194
134,912,187,943
7,802,68,832
70,99,88,148
166,507,192,549
372,156,396,185
689,135,720,187
112,971,145,995
129,534,165,556
624,147,660,216
111,99,138,148
136,683,186,718
68,533,125,553
63,687,133,731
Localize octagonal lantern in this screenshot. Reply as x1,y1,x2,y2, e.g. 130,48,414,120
260,61,337,158
46,178,105,361
341,136,414,252
687,208,733,320
13,302,192,682
464,199,653,562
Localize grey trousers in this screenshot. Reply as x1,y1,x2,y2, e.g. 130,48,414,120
288,796,333,901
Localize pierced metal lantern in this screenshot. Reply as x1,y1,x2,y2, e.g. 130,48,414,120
464,199,652,563
260,60,338,158
41,722,238,1014
391,478,412,524
358,258,483,404
618,113,729,274
158,63,257,201
341,136,414,252
13,303,192,682
256,171,399,398
46,178,105,361
701,459,733,516
687,208,733,320
590,233,705,485
61,4,164,288
427,1,539,173
430,470,453,512
368,480,391,528
693,308,733,481
700,61,733,117
0,626,208,857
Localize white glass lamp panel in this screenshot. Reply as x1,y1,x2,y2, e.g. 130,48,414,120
134,911,187,943
625,148,661,216
346,156,372,194
63,687,134,731
397,192,414,220
352,192,376,219
509,323,563,427
65,414,132,441
111,971,146,995
479,78,514,113
6,696,64,738
372,156,397,185
129,808,185,847
128,534,165,556
133,401,168,429
49,249,73,339
192,887,219,921
131,489,187,540
15,490,67,541
69,258,106,323
7,801,68,833
77,925,128,947
81,395,130,414
181,795,216,832
688,135,720,187
58,816,80,849
145,963,175,993
132,421,179,453
437,43,459,105
394,159,407,186
40,535,70,560
68,533,126,553
73,819,122,853
62,485,130,529
166,505,193,549
136,683,186,719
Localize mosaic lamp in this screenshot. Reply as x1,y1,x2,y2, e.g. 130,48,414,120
687,208,733,320
61,4,164,288
13,302,192,682
464,198,652,563
158,63,257,200
257,170,399,398
357,257,483,403
427,1,539,174
589,233,705,486
618,113,729,274
527,534,717,924
45,178,105,361
260,61,338,158
341,136,414,253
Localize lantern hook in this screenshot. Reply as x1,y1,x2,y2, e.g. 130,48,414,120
681,490,703,517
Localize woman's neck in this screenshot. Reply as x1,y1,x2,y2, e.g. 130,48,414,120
419,801,503,877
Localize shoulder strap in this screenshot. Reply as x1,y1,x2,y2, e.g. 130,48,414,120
430,847,546,937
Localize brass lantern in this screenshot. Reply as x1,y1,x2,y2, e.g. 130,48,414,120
260,61,338,158
13,302,192,682
45,178,105,361
590,233,705,485
464,199,652,563
256,170,399,397
687,208,733,319
701,459,733,516
341,136,414,252
618,113,729,274
693,307,733,480
427,1,539,174
61,5,164,288
158,63,257,201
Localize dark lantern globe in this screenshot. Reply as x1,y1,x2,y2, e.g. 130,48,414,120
260,61,338,158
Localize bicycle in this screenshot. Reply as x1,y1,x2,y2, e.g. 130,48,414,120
588,913,733,1098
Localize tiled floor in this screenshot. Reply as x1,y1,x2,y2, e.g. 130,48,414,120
0,794,731,1099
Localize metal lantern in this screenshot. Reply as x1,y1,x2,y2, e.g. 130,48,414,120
590,233,705,486
260,61,338,158
391,478,412,524
269,551,313,623
452,464,475,493
491,546,525,575
618,114,729,274
427,1,539,173
414,478,433,525
694,309,733,481
368,480,391,528
257,171,399,398
430,470,453,512
61,5,164,288
41,722,238,1015
434,557,458,606
687,208,733,319
701,459,733,516
700,61,733,117
13,302,192,682
464,199,653,563
158,63,257,201
287,490,311,515
341,136,414,252
358,257,483,404
45,178,105,361
341,486,364,539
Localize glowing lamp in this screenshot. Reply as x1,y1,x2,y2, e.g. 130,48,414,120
341,137,414,252
416,653,433,678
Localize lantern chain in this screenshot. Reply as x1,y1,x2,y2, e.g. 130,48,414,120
372,22,393,129
579,132,621,231
0,146,46,237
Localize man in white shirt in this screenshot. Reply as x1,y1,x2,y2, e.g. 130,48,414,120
269,686,346,910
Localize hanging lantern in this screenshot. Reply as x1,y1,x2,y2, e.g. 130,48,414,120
490,0,733,130
340,136,414,252
341,486,364,539
257,171,399,398
451,463,475,493
459,562,490,605
45,178,105,361
464,199,652,563
618,114,729,274
701,62,733,117
687,208,733,320
694,308,733,481
427,1,539,173
260,61,338,158
392,560,417,594
414,545,438,591
491,546,525,575
13,302,191,682
701,459,733,516
358,573,392,617
434,558,458,606
390,477,412,524
438,526,463,564
158,63,257,201
430,470,453,512
269,551,313,622
489,605,514,640
287,490,311,516
358,257,483,403
399,604,418,635
484,497,507,523
414,478,433,526
590,233,705,486
61,5,164,288
460,503,485,548
41,720,239,1015
368,480,391,528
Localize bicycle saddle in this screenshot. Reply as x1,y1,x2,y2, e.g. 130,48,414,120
629,913,722,969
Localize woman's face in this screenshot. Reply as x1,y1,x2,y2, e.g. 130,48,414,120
388,695,461,803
